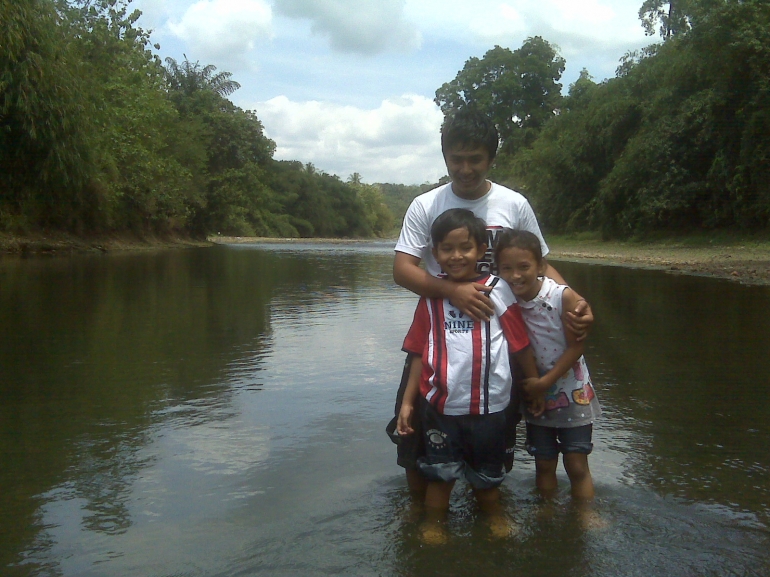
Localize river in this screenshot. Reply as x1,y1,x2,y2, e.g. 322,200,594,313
1,242,768,576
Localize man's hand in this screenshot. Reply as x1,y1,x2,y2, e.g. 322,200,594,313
448,282,494,322
565,299,593,342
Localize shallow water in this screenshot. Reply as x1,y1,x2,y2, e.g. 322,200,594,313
1,243,769,576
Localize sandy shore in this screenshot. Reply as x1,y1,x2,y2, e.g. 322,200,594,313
547,239,770,286
2,232,769,287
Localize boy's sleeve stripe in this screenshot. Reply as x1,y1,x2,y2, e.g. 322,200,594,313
500,304,530,352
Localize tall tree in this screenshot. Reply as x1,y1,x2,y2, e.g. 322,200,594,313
435,37,565,154
164,57,240,99
639,0,692,37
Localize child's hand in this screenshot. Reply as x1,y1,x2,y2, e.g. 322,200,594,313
397,404,415,436
522,377,550,397
527,395,545,418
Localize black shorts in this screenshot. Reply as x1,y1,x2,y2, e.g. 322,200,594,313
387,353,522,472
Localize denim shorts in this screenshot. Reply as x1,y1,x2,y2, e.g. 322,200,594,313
525,423,594,461
417,398,506,490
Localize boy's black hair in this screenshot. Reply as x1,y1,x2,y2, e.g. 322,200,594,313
431,208,487,247
494,228,543,264
440,107,499,160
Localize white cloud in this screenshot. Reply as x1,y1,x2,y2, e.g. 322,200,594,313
406,0,647,55
274,0,421,54
254,95,445,184
168,0,273,66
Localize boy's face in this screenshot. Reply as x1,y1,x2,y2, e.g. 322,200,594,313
443,144,494,200
432,227,487,282
497,246,544,301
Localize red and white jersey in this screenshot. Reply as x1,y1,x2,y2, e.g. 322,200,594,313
402,275,530,416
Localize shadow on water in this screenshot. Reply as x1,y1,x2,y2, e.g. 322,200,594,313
0,244,768,576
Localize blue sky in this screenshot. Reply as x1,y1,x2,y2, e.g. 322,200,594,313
132,0,654,185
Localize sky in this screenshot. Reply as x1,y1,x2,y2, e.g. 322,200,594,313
132,0,654,185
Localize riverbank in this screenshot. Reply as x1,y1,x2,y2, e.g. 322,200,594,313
546,235,770,286
0,231,210,255
3,232,769,286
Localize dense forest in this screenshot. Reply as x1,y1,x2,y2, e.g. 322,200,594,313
1,0,394,239
2,0,768,240
438,0,770,238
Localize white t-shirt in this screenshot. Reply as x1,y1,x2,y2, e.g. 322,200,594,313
395,182,549,277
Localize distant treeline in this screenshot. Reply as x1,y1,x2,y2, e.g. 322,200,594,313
1,0,394,238
437,0,770,238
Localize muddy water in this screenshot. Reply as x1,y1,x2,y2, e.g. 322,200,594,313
1,243,768,576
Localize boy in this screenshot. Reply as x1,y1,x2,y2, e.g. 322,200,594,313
396,208,539,543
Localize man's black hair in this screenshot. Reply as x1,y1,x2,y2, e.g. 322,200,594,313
493,228,543,264
430,208,487,247
440,107,499,160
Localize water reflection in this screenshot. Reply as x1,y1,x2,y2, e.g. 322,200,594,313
1,245,769,576
553,261,770,521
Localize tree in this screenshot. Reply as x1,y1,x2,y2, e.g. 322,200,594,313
0,0,95,230
639,0,692,37
435,37,565,154
164,56,240,99
347,175,393,237
638,0,726,39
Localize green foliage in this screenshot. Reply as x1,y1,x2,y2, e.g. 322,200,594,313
347,176,394,237
0,0,95,230
0,1,380,239
435,37,565,155
268,161,372,238
376,182,429,227
486,0,770,238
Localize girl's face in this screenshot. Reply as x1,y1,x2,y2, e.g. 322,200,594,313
497,246,544,301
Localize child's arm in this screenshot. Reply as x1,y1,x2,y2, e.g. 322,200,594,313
397,355,423,436
513,346,546,418
522,287,586,398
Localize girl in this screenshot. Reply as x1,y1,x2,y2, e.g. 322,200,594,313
495,229,601,502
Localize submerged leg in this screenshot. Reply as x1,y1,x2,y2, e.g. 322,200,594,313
563,453,594,500
474,486,516,538
421,481,454,544
534,457,559,498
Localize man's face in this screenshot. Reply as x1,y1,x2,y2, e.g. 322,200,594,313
443,145,494,200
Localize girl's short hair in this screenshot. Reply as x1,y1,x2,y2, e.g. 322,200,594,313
493,228,543,264
430,208,487,247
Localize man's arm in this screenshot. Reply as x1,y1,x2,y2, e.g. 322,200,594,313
393,252,494,322
543,261,593,340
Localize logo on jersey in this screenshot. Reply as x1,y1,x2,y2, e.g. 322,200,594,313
444,309,474,333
